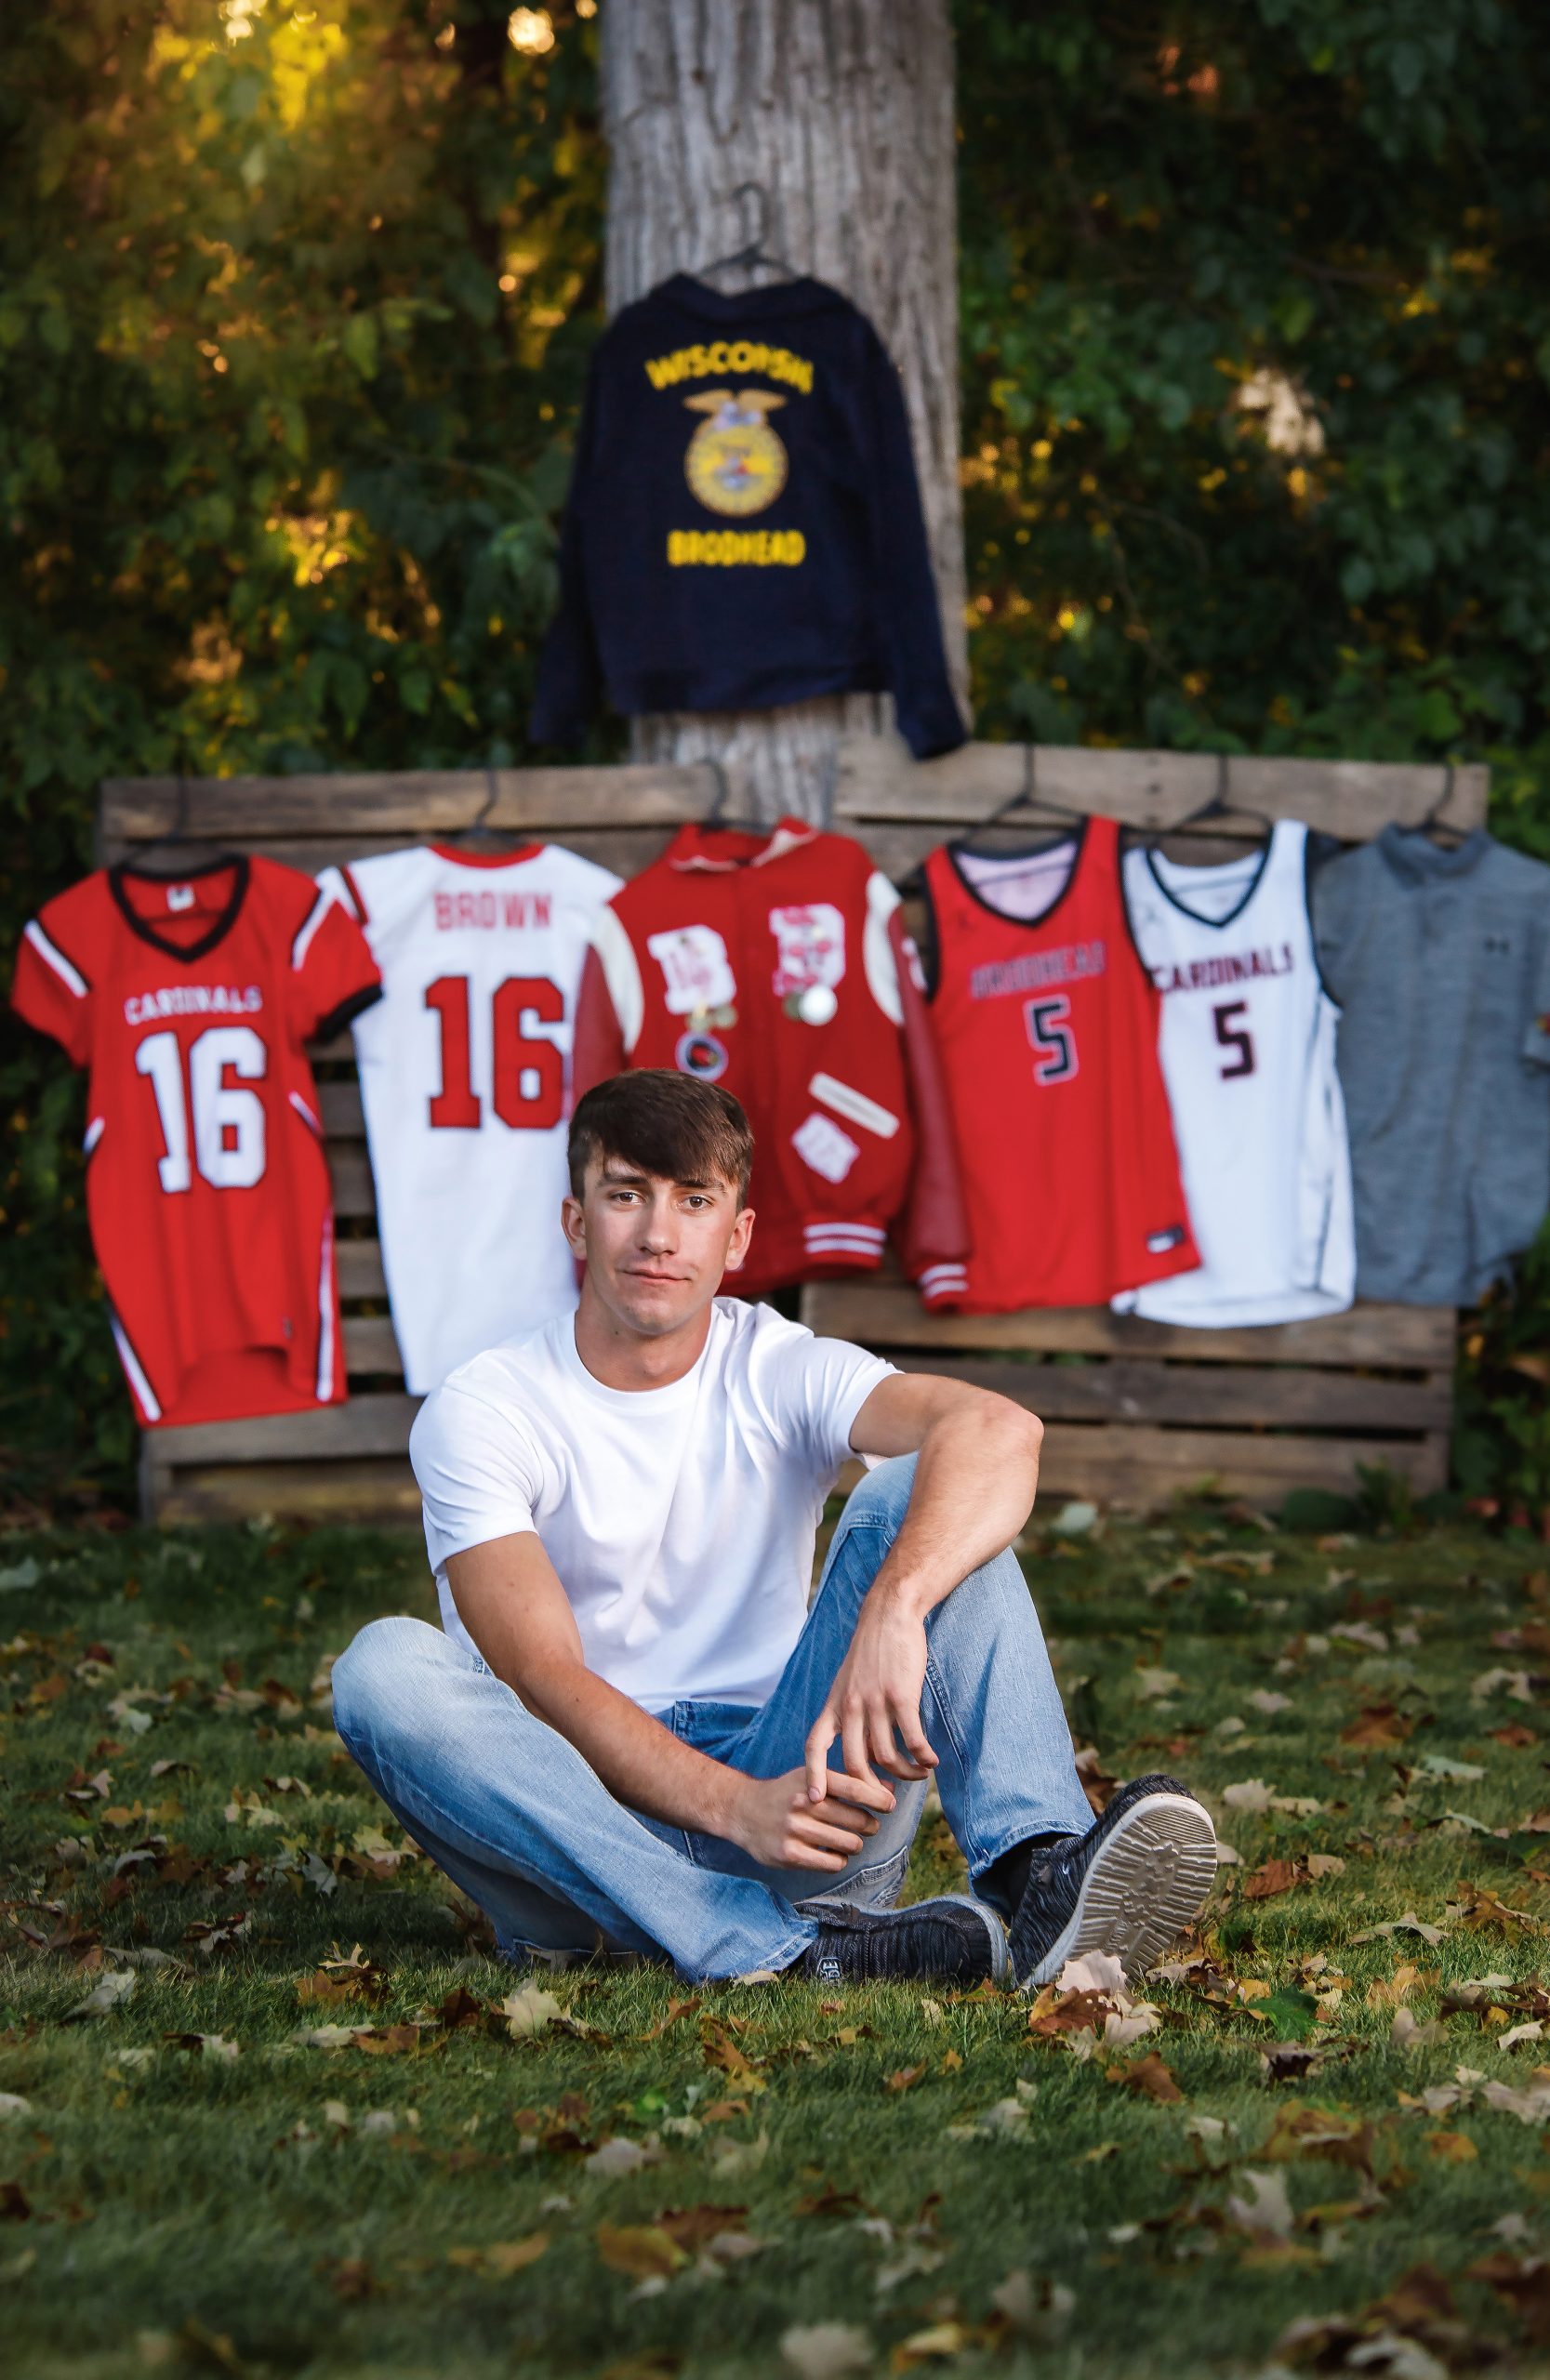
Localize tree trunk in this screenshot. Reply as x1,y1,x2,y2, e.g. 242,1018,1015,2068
600,0,968,825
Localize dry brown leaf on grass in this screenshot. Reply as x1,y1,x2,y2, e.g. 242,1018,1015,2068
883,2065,926,2096
1117,2051,1183,2103
165,2032,239,2060
1242,1857,1304,1901
446,2232,549,2277
1469,2252,1550,2347
1424,2130,1477,2162
595,2221,687,2280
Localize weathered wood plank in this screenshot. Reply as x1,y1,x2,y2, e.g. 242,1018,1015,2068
157,1459,423,1527
320,1080,365,1139
152,1421,1440,1526
835,735,1488,841
342,1316,404,1375
97,828,681,882
336,1240,388,1300
897,1354,1451,1433
1034,1422,1446,1507
327,1145,376,1219
151,1393,419,1465
799,1282,1456,1369
99,764,719,840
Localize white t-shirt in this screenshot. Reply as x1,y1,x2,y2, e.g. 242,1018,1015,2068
409,1298,894,1712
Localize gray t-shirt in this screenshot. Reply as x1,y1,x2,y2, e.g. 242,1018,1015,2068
1312,826,1550,1304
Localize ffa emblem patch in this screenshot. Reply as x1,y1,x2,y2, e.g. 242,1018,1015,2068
645,923,738,1018
768,903,846,1001
683,390,788,517
675,1028,729,1082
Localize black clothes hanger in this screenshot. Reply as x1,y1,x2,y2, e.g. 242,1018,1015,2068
457,767,517,853
1142,752,1272,852
696,182,801,284
1400,762,1468,848
952,744,1087,855
120,776,239,878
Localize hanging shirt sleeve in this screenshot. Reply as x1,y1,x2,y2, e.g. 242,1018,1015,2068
859,324,968,761
13,905,94,1067
885,906,971,1306
530,350,607,747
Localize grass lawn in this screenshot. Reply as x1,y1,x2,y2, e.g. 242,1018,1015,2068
5,1502,1550,2379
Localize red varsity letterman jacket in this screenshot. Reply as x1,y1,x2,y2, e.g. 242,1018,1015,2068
571,818,970,1303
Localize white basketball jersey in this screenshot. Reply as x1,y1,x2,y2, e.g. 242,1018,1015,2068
1114,821,1354,1326
322,843,623,1393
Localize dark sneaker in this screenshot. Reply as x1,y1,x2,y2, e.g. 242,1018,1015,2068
795,1895,1009,1986
1008,1774,1217,1990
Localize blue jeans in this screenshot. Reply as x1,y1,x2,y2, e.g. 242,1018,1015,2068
331,1456,1093,1981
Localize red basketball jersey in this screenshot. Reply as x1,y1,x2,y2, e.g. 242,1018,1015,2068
923,819,1198,1309
12,856,380,1428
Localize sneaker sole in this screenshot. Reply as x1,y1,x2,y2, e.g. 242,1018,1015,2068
1021,1792,1218,1990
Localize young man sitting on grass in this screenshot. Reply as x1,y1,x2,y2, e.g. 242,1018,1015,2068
333,1071,1218,1986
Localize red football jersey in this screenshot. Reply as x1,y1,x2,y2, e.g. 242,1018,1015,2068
572,818,969,1300
923,819,1198,1309
12,856,380,1428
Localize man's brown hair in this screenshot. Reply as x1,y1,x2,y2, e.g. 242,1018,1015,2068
567,1071,754,1204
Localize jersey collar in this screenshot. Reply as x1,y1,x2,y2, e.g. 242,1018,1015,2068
668,816,820,873
108,855,251,964
428,842,544,869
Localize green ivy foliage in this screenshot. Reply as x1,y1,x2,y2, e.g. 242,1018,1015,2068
2,0,1546,1513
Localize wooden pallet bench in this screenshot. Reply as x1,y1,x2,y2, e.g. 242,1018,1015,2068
96,739,1485,1523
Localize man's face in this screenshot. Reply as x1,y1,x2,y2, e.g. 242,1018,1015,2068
562,1154,754,1338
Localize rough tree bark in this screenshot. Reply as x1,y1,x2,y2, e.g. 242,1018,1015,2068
600,0,969,824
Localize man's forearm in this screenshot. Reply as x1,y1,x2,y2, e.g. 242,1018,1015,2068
506,1653,747,1840
869,1402,1042,1618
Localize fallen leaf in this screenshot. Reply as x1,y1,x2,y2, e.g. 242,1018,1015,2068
446,2233,549,2277
166,2033,239,2061
1341,1702,1413,1748
586,2137,659,2177
596,2222,687,2281
1226,2168,1295,2241
1425,2131,1477,2162
62,1969,135,2020
1243,1857,1304,1902
502,1984,563,2038
883,2065,926,2096
1221,1778,1276,1813
1119,2051,1183,2103
891,2320,968,2367
1469,2251,1550,2347
1056,1950,1125,1996
780,2323,873,2380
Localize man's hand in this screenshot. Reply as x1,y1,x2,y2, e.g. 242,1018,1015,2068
728,1765,896,1872
804,1588,939,1803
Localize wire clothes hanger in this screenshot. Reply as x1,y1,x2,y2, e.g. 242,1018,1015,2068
458,766,515,853
1141,751,1272,852
124,774,239,876
1400,761,1467,847
696,181,801,284
952,743,1087,854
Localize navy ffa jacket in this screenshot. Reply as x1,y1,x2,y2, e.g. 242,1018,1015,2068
530,274,967,760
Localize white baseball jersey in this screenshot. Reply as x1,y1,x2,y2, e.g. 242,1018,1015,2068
322,843,622,1393
1114,820,1354,1326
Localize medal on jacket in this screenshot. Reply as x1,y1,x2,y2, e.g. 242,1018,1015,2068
785,985,838,1026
